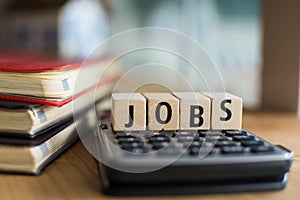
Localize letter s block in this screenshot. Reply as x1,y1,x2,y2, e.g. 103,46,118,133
203,92,243,130
173,92,211,130
112,93,146,131
143,93,179,130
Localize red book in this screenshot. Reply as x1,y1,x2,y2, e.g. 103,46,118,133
0,53,121,106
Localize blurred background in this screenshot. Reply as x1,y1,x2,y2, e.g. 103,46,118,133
0,0,299,114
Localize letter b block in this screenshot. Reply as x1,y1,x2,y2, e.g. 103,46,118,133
143,93,179,130
173,92,211,130
112,93,146,131
203,92,243,130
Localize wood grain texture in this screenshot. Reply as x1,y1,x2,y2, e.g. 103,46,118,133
143,93,179,130
112,93,146,131
173,92,211,130
0,112,299,200
203,92,243,130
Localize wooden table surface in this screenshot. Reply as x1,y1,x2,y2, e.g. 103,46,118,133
0,111,299,200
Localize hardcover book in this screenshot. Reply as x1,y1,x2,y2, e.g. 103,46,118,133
0,53,121,106
0,118,78,175
0,80,114,137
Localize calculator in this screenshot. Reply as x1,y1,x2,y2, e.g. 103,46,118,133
95,111,293,196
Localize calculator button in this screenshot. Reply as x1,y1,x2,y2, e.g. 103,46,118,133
214,136,231,141
193,137,205,142
232,135,255,141
177,131,198,137
118,137,141,143
120,142,144,149
116,135,138,141
159,130,177,137
152,142,170,150
115,132,137,139
199,131,223,137
215,141,238,147
221,146,246,154
148,136,171,143
122,147,148,153
131,148,148,154
176,135,196,142
183,141,204,148
157,145,180,155
241,140,264,147
178,136,204,142
189,147,200,155
251,145,274,153
188,146,218,156
225,130,248,137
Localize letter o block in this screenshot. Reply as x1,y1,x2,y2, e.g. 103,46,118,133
203,92,243,130
173,92,211,130
143,93,179,130
112,93,146,131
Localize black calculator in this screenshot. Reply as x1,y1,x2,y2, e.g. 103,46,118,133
95,111,293,196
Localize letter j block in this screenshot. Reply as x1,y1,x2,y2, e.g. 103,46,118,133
112,93,146,131
203,92,243,130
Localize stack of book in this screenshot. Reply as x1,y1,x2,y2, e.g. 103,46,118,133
0,53,120,175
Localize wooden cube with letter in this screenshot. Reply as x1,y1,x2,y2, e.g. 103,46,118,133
203,92,243,130
112,93,146,131
143,93,179,130
173,92,211,130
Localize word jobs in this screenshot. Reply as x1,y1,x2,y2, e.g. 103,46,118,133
112,92,242,131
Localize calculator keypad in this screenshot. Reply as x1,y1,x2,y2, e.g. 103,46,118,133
111,129,275,156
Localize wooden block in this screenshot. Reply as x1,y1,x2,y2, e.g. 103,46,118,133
203,92,243,130
143,93,179,130
173,92,211,130
112,93,146,131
